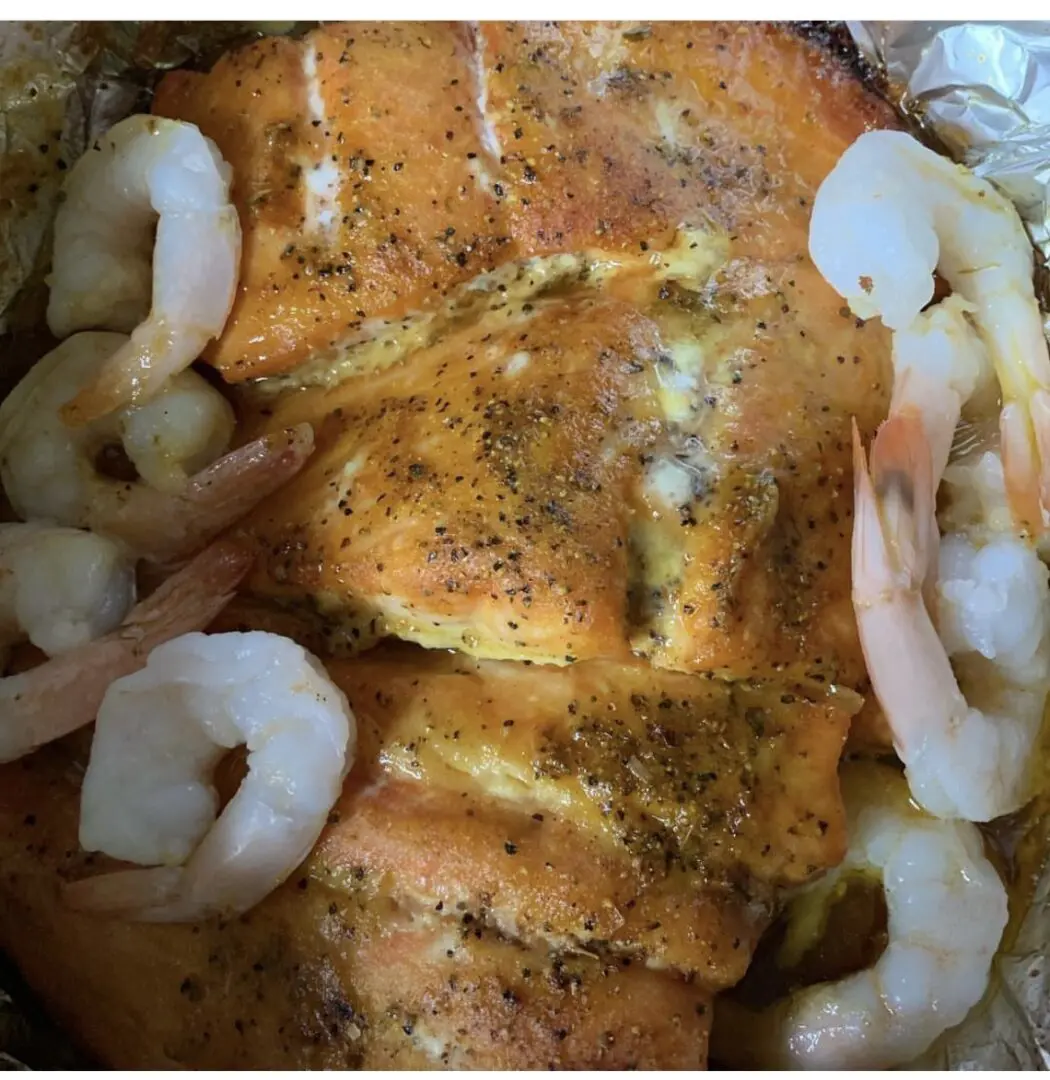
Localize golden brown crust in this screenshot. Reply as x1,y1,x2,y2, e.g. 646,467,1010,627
232,261,888,681
0,644,851,1067
192,20,897,687
0,744,711,1069
234,295,663,665
154,21,897,385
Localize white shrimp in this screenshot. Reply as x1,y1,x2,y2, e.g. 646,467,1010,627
0,332,313,563
811,130,1050,820
852,416,1049,821
712,761,1008,1069
0,539,252,764
880,296,994,611
47,114,241,426
810,129,1050,533
65,631,355,922
888,295,992,497
0,522,135,659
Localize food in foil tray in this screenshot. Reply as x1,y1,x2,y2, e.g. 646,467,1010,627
1,18,1050,1071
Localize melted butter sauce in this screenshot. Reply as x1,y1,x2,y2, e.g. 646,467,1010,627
246,226,730,396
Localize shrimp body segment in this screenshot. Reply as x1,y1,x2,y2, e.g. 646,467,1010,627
810,129,1050,531
69,631,355,922
0,332,313,563
47,115,241,425
713,762,1008,1069
852,417,1048,821
0,523,135,659
0,540,252,764
888,295,991,494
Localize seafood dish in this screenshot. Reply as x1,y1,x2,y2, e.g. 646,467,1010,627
0,19,1044,1070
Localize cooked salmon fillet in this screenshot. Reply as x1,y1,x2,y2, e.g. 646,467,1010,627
234,265,887,680
0,20,895,1071
154,21,893,385
0,748,712,1069
0,641,853,1068
156,21,893,686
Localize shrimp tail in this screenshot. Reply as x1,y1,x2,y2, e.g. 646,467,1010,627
0,539,252,763
102,423,314,565
122,538,254,643
168,422,314,563
64,866,185,917
60,324,180,428
65,865,225,923
851,413,935,609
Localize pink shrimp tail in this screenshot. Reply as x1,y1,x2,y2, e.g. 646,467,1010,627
64,866,184,916
145,422,315,566
851,413,935,610
0,539,253,763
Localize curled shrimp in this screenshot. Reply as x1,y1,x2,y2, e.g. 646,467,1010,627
0,523,135,658
852,415,1048,821
47,115,240,426
0,539,252,764
711,761,1008,1069
0,332,313,563
810,129,1050,533
65,631,355,922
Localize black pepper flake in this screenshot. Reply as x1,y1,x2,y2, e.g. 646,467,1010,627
504,841,518,855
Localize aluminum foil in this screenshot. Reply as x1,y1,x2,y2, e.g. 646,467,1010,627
3,18,1050,1072
851,22,1050,264
0,21,302,344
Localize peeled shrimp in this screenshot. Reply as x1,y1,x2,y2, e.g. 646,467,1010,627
66,631,355,922
852,415,1049,821
810,129,1050,532
0,523,134,660
47,114,240,425
712,761,1008,1069
0,539,251,764
0,332,313,563
887,295,992,498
